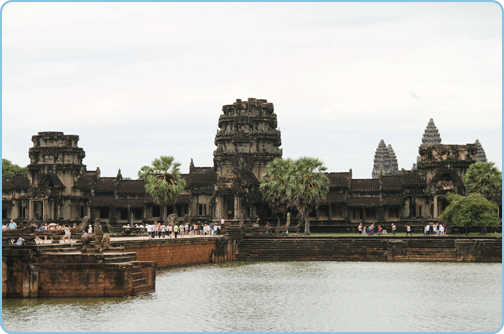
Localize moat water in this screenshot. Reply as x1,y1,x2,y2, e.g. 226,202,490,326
2,262,502,332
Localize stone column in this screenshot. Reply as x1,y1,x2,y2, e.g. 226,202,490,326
29,264,39,298
433,195,438,218
234,196,239,220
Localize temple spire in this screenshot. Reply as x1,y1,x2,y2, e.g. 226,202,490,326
475,139,487,162
421,118,442,146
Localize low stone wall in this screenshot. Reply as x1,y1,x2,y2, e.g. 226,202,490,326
114,237,239,269
236,236,502,262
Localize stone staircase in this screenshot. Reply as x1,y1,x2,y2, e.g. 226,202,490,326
35,243,155,296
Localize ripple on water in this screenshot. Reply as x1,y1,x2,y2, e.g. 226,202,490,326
2,262,502,332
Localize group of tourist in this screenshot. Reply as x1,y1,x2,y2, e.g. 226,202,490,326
357,222,447,236
124,220,224,239
424,223,446,236
358,223,395,236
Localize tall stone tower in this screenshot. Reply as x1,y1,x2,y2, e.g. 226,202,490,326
28,132,86,193
421,118,442,146
372,139,400,178
213,98,282,180
475,139,487,162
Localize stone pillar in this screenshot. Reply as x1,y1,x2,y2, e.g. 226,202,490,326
29,265,39,298
234,196,239,220
433,195,438,218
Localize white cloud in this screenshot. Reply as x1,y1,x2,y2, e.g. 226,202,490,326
2,2,501,179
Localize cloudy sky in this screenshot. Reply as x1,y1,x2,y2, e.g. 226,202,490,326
2,2,502,179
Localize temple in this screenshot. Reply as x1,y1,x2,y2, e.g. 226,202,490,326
2,98,501,232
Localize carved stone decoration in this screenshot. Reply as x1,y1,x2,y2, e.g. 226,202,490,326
475,139,487,162
213,98,282,181
421,118,442,146
372,140,400,178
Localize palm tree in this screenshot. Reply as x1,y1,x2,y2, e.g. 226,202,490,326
260,158,296,228
260,157,330,236
464,161,502,202
291,157,330,236
138,156,186,226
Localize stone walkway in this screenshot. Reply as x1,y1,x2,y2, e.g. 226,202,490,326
110,234,223,242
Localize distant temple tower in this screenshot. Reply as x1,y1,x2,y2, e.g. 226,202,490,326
213,98,282,181
372,139,400,178
421,118,442,146
475,139,487,162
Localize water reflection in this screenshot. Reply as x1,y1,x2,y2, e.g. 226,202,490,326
3,262,502,332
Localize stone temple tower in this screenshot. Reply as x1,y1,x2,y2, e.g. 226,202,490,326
421,118,442,146
475,139,487,162
372,139,400,178
213,98,282,181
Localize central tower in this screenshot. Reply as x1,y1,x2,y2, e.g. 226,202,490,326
213,98,282,181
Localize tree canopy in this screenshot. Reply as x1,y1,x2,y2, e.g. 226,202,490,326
464,161,502,202
2,159,27,178
439,192,500,233
138,156,186,225
260,157,330,235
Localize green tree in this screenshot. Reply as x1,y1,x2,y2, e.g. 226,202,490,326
260,157,330,236
439,192,500,234
464,161,502,202
2,159,27,178
260,158,296,228
138,156,186,226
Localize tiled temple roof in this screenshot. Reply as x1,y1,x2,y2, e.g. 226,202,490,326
74,173,96,189
347,197,381,207
2,174,30,190
90,196,115,206
188,170,217,186
350,179,380,192
382,194,403,205
326,172,350,188
325,191,346,203
381,176,402,191
117,180,145,194
114,198,145,208
402,171,426,187
95,178,115,192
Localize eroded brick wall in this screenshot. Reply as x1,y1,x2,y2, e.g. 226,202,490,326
236,236,502,262
119,238,238,269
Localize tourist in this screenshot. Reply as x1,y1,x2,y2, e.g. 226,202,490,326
173,224,179,238
146,224,152,238
2,224,7,231
433,223,438,236
362,226,367,236
358,223,363,236
185,223,189,235
88,224,93,234
392,223,396,236
424,224,429,236
406,225,412,237
62,225,71,243
377,225,382,236
167,224,173,237
193,223,198,235
16,237,25,246
161,224,166,238
439,224,445,236
8,219,17,230
214,224,218,236
210,222,215,236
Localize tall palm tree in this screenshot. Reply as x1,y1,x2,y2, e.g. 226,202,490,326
260,158,296,228
260,157,329,235
291,157,330,236
464,161,502,202
138,156,186,226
